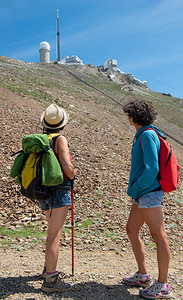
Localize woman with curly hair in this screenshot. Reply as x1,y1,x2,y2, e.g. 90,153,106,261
122,98,172,299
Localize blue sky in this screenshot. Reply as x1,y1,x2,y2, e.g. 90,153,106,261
0,0,183,99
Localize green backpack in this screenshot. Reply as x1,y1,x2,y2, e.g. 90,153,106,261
10,134,63,201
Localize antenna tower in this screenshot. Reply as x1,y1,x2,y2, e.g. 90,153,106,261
56,9,60,61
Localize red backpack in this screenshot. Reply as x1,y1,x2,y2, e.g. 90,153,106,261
141,128,179,193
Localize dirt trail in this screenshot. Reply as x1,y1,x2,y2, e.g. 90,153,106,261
0,245,182,299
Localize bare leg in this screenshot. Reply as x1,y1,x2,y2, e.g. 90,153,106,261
141,207,170,284
44,206,69,273
126,204,147,274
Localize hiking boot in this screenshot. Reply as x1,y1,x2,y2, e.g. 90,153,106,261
123,271,152,288
41,264,46,279
41,271,71,293
139,281,172,299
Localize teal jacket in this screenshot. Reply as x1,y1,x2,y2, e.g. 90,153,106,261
127,124,164,199
10,134,63,186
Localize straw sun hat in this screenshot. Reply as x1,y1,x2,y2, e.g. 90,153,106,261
41,103,69,129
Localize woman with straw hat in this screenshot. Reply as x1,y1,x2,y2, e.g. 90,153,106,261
39,103,75,293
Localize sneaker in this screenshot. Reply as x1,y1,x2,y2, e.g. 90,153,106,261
41,271,71,293
41,264,46,279
123,271,152,288
139,281,172,299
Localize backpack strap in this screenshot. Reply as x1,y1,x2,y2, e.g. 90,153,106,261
140,128,162,182
140,128,160,148
52,135,60,150
48,134,61,150
11,150,24,157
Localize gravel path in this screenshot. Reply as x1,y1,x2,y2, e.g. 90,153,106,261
0,245,182,299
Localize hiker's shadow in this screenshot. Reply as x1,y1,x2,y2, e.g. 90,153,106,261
65,281,141,300
0,275,141,299
0,274,41,299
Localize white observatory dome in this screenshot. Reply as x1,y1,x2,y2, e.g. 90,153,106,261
39,41,50,63
39,41,50,51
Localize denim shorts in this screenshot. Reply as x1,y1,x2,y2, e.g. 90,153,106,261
133,190,164,208
37,188,71,211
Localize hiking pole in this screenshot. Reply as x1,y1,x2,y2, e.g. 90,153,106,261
71,179,74,276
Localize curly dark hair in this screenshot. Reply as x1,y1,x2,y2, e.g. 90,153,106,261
123,98,157,125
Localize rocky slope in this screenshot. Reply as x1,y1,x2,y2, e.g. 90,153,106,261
0,57,183,299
